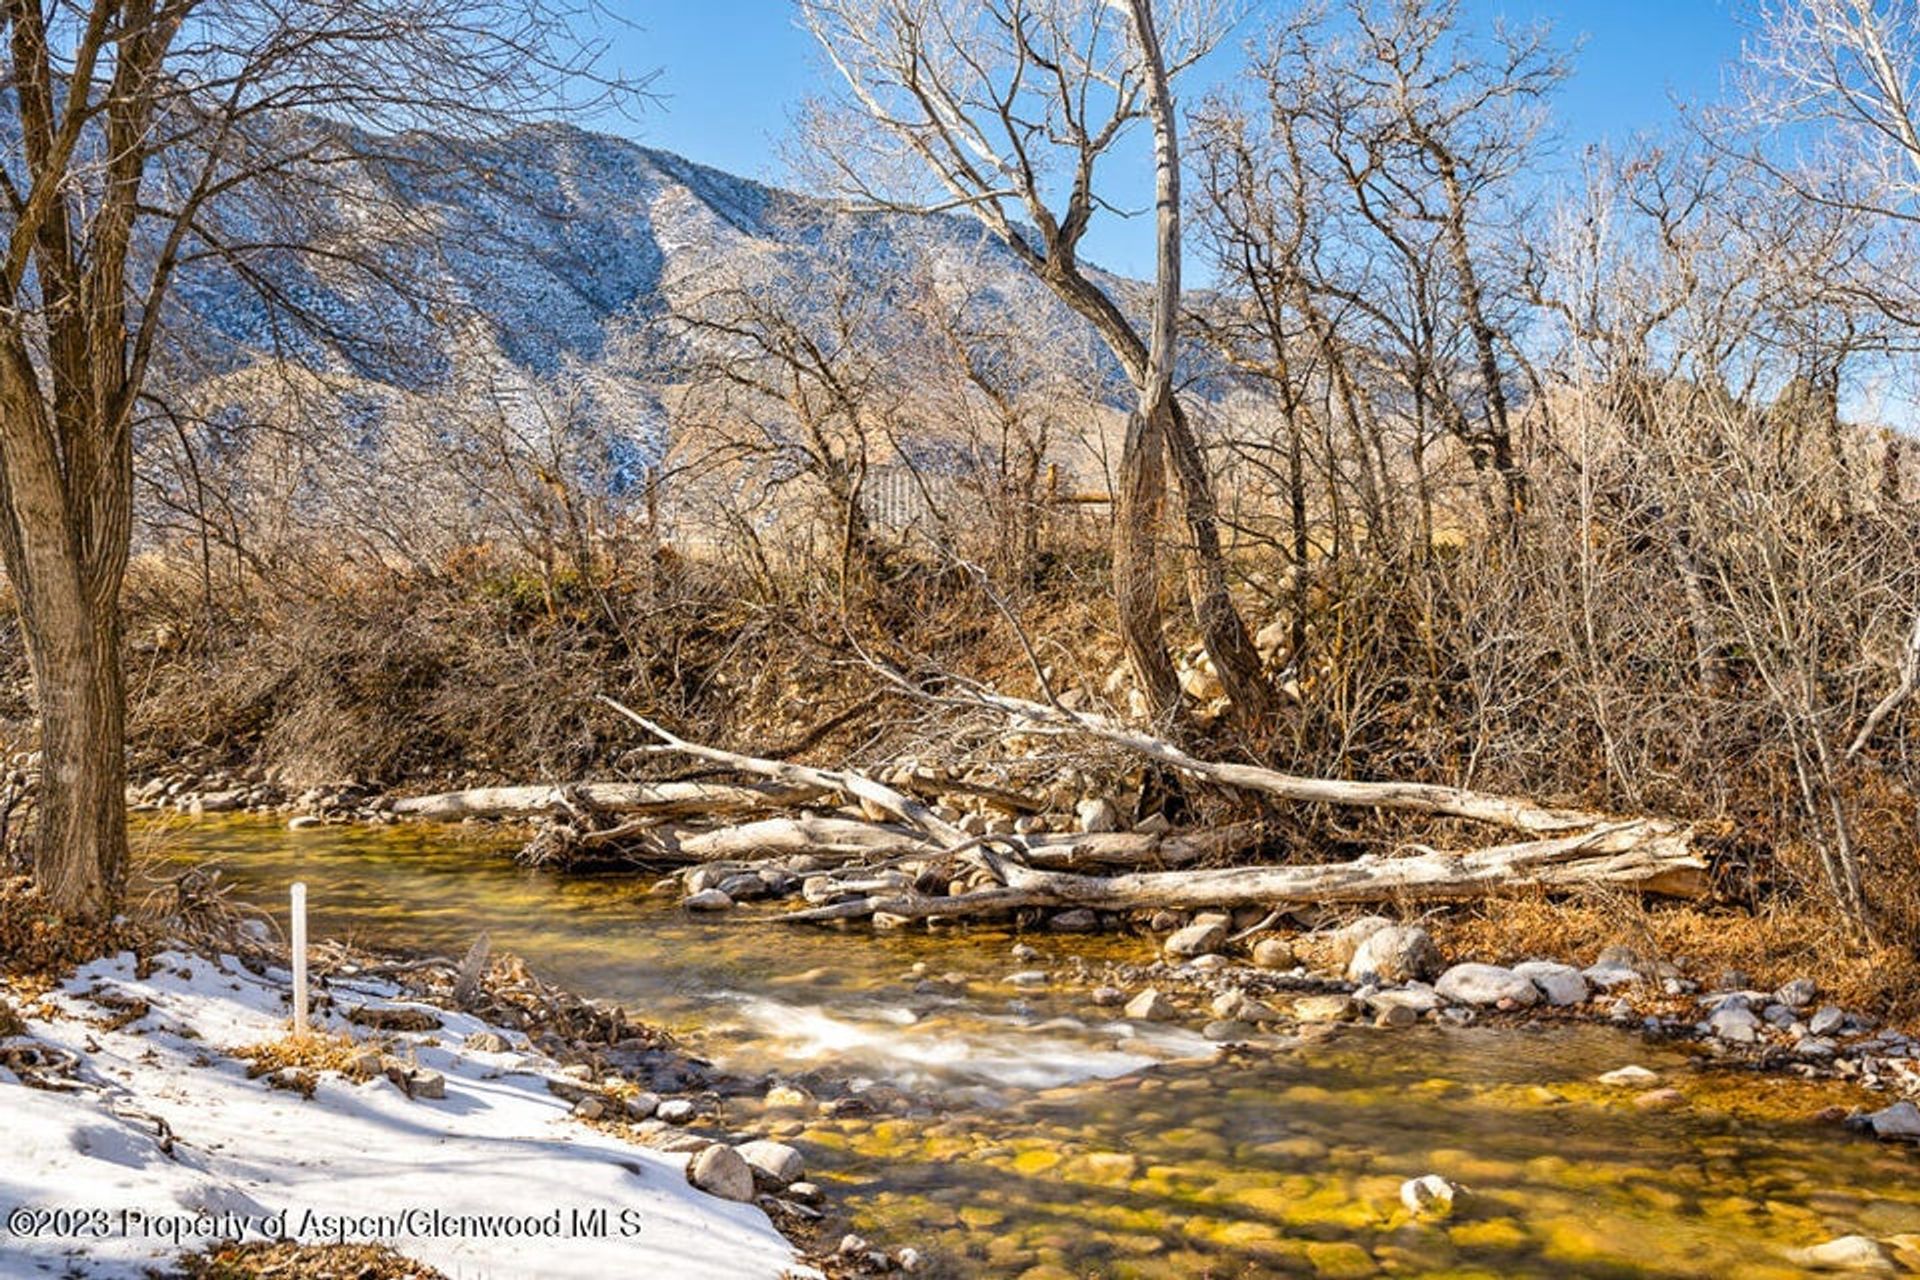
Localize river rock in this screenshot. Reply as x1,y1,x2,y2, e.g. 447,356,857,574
1090,986,1126,1008
287,814,323,831
1709,1000,1762,1044
1345,925,1439,984
1787,1234,1896,1272
625,1091,661,1120
1864,1100,1920,1141
683,889,733,912
1513,961,1590,1007
689,1144,756,1202
1810,1005,1848,1037
1006,970,1049,988
1633,1088,1685,1112
1252,937,1297,969
657,1099,697,1124
735,1139,806,1188
1435,963,1539,1007
1366,983,1441,1016
717,873,769,901
1203,1019,1256,1041
1163,915,1229,959
1075,798,1121,833
1375,1003,1418,1028
1776,977,1819,1010
1400,1174,1459,1217
1325,915,1392,968
764,1084,813,1110
1211,989,1281,1023
1582,959,1642,990
1125,989,1177,1021
1292,994,1357,1024
1048,909,1097,932
1596,1065,1660,1089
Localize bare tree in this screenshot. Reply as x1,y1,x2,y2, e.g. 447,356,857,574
0,0,636,916
795,0,1274,727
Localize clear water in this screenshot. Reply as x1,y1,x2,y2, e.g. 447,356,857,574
148,816,1920,1278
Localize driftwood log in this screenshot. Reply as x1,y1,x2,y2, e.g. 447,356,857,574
391,780,825,822
779,821,1708,923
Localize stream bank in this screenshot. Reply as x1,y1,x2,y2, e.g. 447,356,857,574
128,815,1920,1279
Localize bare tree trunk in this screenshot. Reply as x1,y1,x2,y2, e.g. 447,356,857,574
1129,0,1273,728
1114,407,1183,717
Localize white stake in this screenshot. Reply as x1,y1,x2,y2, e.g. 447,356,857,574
290,881,309,1038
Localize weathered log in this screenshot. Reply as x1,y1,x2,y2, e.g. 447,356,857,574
665,816,938,862
942,686,1624,835
597,696,968,847
778,821,1706,923
392,780,823,822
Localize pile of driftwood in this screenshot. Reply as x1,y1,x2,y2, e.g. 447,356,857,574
389,691,1710,926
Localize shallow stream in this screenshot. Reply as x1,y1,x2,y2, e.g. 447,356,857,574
154,817,1920,1278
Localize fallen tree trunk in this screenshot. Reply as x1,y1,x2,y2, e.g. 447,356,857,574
598,695,969,847
779,821,1707,923
930,684,1622,835
392,780,825,822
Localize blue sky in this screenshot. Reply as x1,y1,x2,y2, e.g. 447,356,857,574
607,1,1750,275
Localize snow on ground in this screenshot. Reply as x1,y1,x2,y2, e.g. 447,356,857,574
0,951,806,1279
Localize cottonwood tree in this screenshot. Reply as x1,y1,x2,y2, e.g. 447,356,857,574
796,0,1274,727
0,0,634,916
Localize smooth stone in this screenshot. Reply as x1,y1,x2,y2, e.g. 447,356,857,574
1597,1065,1660,1088
1787,1234,1896,1272
1048,909,1097,932
735,1139,806,1188
688,1144,756,1202
1089,986,1127,1008
1164,918,1229,959
1252,937,1297,969
1325,915,1392,967
1366,983,1441,1015
1583,961,1641,990
1435,963,1539,1007
1011,943,1042,962
1375,1004,1418,1029
1710,1002,1763,1044
1346,925,1440,984
683,889,733,911
1125,989,1177,1021
1810,1006,1847,1037
1400,1174,1459,1216
657,1099,697,1124
1512,961,1589,1007
1075,797,1121,833
1865,1100,1920,1140
1203,1019,1256,1041
1006,970,1049,988
1633,1088,1685,1112
1292,994,1357,1024
764,1084,813,1109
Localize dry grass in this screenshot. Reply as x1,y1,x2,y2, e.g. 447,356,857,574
0,875,142,980
172,1242,446,1280
1437,889,1920,1021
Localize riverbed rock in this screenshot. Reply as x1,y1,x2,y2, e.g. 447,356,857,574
287,814,323,831
1325,915,1392,968
1810,1005,1848,1037
624,1091,661,1120
1366,983,1441,1017
1075,798,1121,833
1048,909,1097,932
1089,986,1126,1008
764,1084,813,1110
1006,970,1048,988
1292,994,1357,1024
1251,937,1297,970
1434,963,1539,1007
1400,1174,1459,1217
1709,999,1763,1044
688,1144,756,1202
1212,989,1282,1023
1203,1019,1256,1041
1633,1088,1685,1112
1345,925,1439,984
1863,1100,1920,1141
656,1099,697,1124
1163,915,1229,959
683,889,733,912
735,1139,806,1188
1513,961,1590,1007
1596,1065,1660,1089
1776,977,1819,1010
1124,989,1177,1021
1787,1234,1897,1272
1374,1003,1418,1029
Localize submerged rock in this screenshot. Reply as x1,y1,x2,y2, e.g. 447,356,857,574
1596,1065,1660,1089
1292,994,1357,1024
1787,1234,1896,1273
1434,963,1539,1007
1399,1174,1460,1217
688,1144,756,1202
